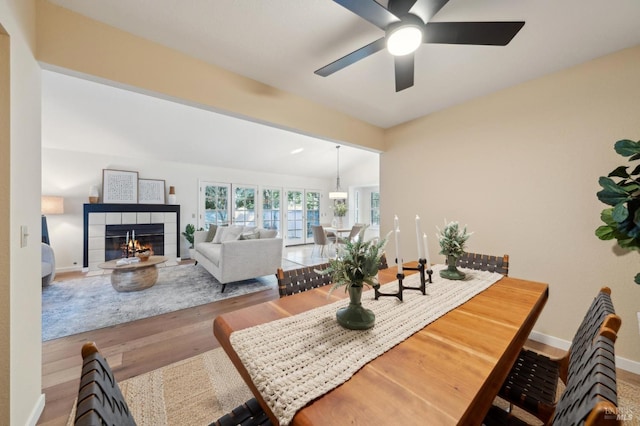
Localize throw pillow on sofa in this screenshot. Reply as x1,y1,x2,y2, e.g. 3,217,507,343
222,226,244,242
212,226,226,243
205,225,218,242
240,230,260,240
259,229,278,239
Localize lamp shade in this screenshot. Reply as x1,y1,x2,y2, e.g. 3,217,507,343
41,196,64,215
329,191,348,200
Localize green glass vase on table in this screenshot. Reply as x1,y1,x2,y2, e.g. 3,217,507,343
320,226,388,330
436,220,473,280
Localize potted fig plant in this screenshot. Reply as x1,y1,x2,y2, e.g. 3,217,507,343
321,226,387,330
596,138,640,284
436,220,472,280
182,224,202,259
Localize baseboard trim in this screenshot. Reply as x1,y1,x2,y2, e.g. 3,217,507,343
529,330,640,375
27,393,45,426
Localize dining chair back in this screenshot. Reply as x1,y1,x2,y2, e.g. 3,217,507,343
311,225,331,257
74,342,136,426
456,252,510,276
277,263,332,297
497,287,621,423
338,224,364,244
484,331,620,426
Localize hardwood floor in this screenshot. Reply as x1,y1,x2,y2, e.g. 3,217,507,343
38,247,640,425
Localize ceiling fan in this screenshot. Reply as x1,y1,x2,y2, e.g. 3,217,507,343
315,0,525,92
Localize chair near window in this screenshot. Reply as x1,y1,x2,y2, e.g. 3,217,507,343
455,252,509,275
495,287,621,424
311,225,333,257
276,263,332,297
338,223,365,244
484,330,620,426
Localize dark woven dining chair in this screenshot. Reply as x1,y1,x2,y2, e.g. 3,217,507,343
495,287,621,424
484,331,620,426
276,263,332,297
74,342,136,426
455,252,510,275
211,397,272,426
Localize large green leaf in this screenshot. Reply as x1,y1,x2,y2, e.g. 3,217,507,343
635,273,640,285
612,203,629,222
630,164,640,176
614,139,640,157
609,166,629,178
595,225,615,240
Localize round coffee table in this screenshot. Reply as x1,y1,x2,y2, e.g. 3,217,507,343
98,256,168,292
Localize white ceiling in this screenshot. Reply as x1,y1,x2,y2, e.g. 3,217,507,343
42,0,640,179
46,0,640,129
41,70,378,180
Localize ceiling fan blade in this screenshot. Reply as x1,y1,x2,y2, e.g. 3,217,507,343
424,21,525,46
394,54,414,92
387,0,419,17
409,0,450,22
315,38,386,77
333,0,400,30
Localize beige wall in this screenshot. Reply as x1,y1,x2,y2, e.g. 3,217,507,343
35,0,384,153
382,46,640,363
0,0,43,424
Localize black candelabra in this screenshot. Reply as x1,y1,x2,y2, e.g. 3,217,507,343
374,258,433,302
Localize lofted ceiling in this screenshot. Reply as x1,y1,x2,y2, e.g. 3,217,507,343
46,0,640,128
41,70,379,180
42,1,640,179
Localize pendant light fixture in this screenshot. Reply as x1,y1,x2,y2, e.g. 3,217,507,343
329,145,348,200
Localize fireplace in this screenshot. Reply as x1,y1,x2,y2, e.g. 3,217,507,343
105,224,165,261
83,203,180,271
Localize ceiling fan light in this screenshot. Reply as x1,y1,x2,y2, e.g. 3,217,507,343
387,25,422,56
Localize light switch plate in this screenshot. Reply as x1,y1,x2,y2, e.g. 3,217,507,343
20,225,28,248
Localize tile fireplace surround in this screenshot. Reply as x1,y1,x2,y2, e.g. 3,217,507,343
83,203,181,271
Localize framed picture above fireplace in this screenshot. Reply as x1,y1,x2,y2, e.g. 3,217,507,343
102,169,138,204
139,178,166,204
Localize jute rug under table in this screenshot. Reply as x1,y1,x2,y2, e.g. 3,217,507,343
68,348,640,426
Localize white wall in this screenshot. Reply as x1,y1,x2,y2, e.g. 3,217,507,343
0,0,43,424
42,147,377,270
382,45,640,365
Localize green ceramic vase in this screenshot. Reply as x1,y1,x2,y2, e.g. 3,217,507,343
336,285,375,330
440,254,466,280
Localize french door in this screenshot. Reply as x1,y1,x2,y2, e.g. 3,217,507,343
284,189,320,245
200,182,259,229
200,182,230,230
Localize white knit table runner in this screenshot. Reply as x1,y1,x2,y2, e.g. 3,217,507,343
230,264,504,425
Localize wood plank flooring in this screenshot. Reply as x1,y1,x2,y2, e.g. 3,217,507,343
38,248,640,425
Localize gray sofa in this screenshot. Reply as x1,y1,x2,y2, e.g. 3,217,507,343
193,226,283,292
42,242,56,286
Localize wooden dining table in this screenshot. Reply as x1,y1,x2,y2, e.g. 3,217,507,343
213,264,548,426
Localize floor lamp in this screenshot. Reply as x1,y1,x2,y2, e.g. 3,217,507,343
41,196,64,245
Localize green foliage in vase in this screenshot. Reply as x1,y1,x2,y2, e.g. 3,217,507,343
595,138,640,284
334,202,348,217
436,220,472,257
182,223,203,248
321,227,388,293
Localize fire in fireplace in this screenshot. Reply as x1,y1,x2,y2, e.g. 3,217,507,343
105,224,165,261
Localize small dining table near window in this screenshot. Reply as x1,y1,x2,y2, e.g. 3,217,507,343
213,263,548,425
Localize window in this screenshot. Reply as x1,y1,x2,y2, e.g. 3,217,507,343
233,186,256,227
371,192,380,227
354,191,360,223
262,188,281,234
203,183,230,228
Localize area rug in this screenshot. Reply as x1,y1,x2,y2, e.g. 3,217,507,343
42,264,276,341
66,347,254,426
66,347,640,426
